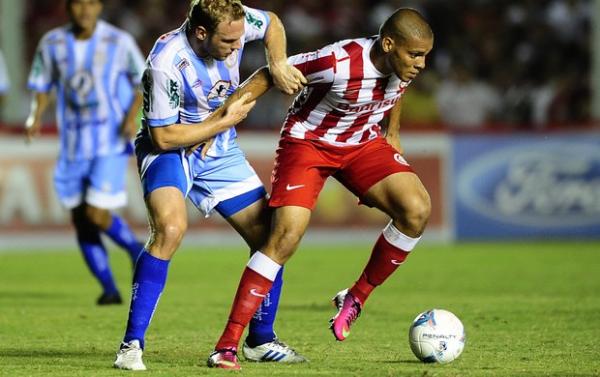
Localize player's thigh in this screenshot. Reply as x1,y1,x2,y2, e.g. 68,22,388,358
87,154,129,209
269,138,335,210
53,157,91,209
363,171,430,220
141,151,191,235
225,197,271,251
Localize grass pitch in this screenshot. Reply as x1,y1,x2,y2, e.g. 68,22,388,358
1,241,599,376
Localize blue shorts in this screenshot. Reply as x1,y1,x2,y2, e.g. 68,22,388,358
54,154,129,209
139,145,265,218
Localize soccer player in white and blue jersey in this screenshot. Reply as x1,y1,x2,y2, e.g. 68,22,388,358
113,0,308,371
25,0,146,305
0,49,9,108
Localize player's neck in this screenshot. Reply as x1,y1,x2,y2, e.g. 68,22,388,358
370,40,392,75
72,23,97,40
185,28,210,60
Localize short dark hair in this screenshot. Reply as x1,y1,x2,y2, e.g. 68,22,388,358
380,8,433,45
188,0,245,33
66,0,104,9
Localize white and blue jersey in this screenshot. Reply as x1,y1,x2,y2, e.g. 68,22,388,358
137,6,271,217
0,49,9,94
28,20,145,161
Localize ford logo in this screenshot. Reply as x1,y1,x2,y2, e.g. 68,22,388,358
456,141,600,228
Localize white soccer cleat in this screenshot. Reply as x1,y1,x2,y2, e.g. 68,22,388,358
114,340,147,371
242,338,308,363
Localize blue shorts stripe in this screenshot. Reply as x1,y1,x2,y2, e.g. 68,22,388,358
215,186,266,218
141,151,188,197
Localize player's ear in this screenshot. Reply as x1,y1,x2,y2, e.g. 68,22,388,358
382,36,395,54
194,26,208,41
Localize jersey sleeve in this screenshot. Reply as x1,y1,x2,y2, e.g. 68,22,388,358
27,36,55,93
287,44,337,85
142,66,181,127
243,6,270,43
121,33,146,86
0,50,9,93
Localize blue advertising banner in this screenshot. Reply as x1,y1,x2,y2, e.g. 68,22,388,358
453,133,600,239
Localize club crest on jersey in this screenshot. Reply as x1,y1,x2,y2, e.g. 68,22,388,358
208,80,231,100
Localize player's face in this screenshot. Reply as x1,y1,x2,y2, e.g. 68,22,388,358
206,18,244,61
68,0,103,34
388,36,433,82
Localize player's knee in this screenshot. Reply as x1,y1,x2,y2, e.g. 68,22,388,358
84,205,110,228
400,194,431,235
268,227,303,262
154,218,187,249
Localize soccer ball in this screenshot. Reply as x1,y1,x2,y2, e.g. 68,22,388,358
408,309,465,363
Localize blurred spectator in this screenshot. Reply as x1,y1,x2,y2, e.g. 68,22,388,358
20,0,592,130
436,62,501,129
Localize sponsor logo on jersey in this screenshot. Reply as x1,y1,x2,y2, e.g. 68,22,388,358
177,58,190,71
168,79,180,109
338,96,400,113
245,12,264,29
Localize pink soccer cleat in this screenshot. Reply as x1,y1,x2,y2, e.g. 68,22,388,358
329,291,363,341
207,348,241,370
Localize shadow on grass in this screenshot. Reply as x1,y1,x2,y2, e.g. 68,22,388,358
0,290,69,300
0,348,103,358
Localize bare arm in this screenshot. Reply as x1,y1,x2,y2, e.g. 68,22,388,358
120,90,143,139
384,98,404,154
264,11,306,95
185,67,274,156
25,91,51,143
150,92,256,152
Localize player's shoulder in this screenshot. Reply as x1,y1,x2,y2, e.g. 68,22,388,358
38,25,70,46
333,37,374,57
96,20,137,44
147,28,187,72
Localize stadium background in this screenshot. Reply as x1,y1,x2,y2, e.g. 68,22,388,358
0,0,599,249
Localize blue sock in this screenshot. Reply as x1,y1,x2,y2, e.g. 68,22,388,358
123,250,170,349
104,215,144,263
77,233,119,296
246,267,284,347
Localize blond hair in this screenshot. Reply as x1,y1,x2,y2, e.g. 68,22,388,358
188,0,245,32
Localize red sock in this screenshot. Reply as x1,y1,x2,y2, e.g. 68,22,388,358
349,233,410,304
216,267,274,350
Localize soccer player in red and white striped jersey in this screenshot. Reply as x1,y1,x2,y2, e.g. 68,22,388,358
208,8,434,368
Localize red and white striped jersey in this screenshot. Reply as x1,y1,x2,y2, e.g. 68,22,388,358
283,37,410,146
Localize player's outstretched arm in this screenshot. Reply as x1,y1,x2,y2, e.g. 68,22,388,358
186,67,274,157
24,92,50,143
150,93,256,152
264,11,307,95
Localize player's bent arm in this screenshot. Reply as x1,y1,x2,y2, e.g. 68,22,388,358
384,98,404,154
149,93,256,152
25,91,51,142
264,12,306,95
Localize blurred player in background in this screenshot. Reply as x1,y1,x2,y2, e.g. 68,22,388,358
0,49,9,109
25,0,146,305
207,8,433,368
113,0,307,370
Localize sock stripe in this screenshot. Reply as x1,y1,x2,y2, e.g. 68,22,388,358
247,251,281,281
382,221,421,251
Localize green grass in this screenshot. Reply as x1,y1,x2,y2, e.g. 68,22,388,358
1,241,600,376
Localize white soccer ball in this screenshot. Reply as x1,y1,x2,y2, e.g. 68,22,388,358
408,309,466,363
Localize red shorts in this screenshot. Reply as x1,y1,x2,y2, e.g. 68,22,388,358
269,137,414,209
